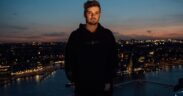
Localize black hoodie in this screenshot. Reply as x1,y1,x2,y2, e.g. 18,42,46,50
64,23,118,88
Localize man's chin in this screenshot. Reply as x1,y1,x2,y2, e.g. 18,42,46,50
88,22,98,25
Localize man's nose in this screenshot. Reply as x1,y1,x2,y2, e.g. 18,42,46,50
91,13,95,17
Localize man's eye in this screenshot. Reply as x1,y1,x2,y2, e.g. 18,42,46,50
87,12,92,14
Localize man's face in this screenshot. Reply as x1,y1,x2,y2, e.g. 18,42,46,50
85,6,100,25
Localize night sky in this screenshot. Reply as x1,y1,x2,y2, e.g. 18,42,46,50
0,0,183,42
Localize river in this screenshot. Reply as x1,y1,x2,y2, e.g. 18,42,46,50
0,65,183,96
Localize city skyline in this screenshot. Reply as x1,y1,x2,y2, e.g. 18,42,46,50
0,0,183,42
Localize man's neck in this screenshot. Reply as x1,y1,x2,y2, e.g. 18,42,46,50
86,23,98,33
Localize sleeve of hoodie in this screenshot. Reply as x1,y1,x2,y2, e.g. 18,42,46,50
64,31,76,82
106,30,119,83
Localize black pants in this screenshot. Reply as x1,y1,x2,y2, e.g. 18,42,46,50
74,84,113,96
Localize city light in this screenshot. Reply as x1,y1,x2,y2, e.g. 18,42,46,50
0,40,183,96
11,66,43,76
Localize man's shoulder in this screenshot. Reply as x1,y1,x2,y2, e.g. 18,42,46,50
69,28,81,38
102,27,114,37
101,26,116,42
99,24,112,35
104,28,112,34
71,29,78,35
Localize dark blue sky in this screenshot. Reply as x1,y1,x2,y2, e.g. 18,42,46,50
0,0,183,42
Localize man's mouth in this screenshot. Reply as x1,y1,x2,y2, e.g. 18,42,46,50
91,18,96,20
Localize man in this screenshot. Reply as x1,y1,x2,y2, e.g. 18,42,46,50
64,0,118,96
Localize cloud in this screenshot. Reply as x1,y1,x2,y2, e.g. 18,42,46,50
113,32,131,40
128,34,156,40
0,24,28,31
169,14,183,22
113,29,183,40
42,32,67,37
163,32,183,39
150,14,183,27
0,31,70,43
113,32,154,40
146,30,152,34
115,34,155,40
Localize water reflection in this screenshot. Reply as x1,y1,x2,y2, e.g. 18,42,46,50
0,65,183,96
16,78,21,82
173,65,176,70
1,71,58,89
35,75,40,83
178,65,182,70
